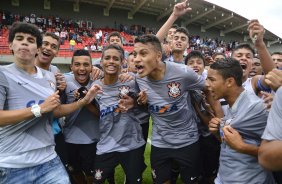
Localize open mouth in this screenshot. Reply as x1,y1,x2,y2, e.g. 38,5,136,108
135,65,144,74
175,43,182,48
42,51,51,57
77,74,87,81
249,70,257,76
240,63,247,70
193,68,199,73
106,65,117,71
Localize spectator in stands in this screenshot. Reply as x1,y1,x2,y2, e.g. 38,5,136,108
207,59,275,184
271,52,282,69
0,22,102,184
90,43,97,52
60,28,68,45
77,35,83,44
212,52,226,62
70,38,76,51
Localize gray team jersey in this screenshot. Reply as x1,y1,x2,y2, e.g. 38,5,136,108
0,64,57,168
189,90,211,137
93,79,145,155
63,74,100,144
49,64,60,73
262,86,282,140
136,61,205,148
218,90,274,183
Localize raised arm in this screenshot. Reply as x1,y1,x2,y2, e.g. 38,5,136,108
248,19,275,74
156,0,191,41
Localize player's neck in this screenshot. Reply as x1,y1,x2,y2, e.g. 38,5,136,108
102,74,118,85
15,58,37,75
225,86,244,107
35,58,51,71
172,51,184,63
148,62,166,81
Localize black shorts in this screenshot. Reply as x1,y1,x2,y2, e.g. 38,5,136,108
151,141,201,184
199,134,220,178
54,132,68,166
93,147,146,184
66,142,97,175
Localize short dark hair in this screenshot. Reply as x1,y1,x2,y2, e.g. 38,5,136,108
43,32,60,48
212,52,226,60
185,50,205,66
271,52,282,56
101,44,125,61
71,49,92,64
210,58,243,86
8,22,42,47
232,43,255,57
175,27,189,37
135,34,162,53
171,24,179,29
107,31,122,42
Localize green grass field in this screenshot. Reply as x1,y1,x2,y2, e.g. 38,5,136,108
105,120,182,184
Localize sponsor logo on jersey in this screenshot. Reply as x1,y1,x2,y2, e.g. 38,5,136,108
167,82,181,98
26,100,44,107
100,104,122,118
149,103,178,113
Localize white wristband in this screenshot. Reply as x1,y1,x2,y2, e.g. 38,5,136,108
31,104,42,117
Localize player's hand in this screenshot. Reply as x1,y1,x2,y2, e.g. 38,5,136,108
118,94,134,112
173,0,192,18
137,90,148,105
55,73,66,91
79,84,103,106
248,19,265,46
91,66,103,80
265,69,282,91
208,117,221,134
40,91,61,113
223,126,244,152
119,73,134,83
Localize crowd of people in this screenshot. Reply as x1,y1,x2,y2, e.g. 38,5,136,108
0,9,244,58
1,0,282,184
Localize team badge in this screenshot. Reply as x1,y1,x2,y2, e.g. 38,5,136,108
94,169,103,180
167,82,181,98
118,85,130,98
48,80,56,90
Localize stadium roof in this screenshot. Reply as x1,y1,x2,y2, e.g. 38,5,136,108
63,0,281,47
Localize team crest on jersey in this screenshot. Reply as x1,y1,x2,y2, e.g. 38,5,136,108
167,82,181,98
118,85,130,98
48,80,56,90
94,169,103,180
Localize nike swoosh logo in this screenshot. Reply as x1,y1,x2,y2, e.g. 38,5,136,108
17,82,28,86
69,89,76,93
